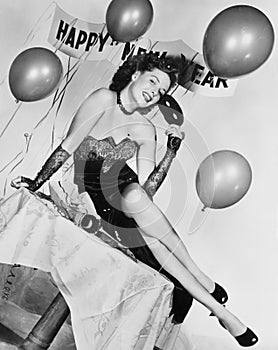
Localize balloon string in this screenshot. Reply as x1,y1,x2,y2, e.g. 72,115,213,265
83,24,127,102
179,52,199,99
50,60,80,109
51,21,106,101
32,59,80,133
50,57,73,149
1,92,65,188
0,22,106,195
0,151,23,175
2,133,32,197
51,87,60,108
94,40,124,89
47,23,107,149
0,102,23,139
51,22,106,102
51,22,107,122
0,58,75,196
72,25,110,94
49,23,107,141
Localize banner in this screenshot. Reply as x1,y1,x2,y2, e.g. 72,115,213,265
48,5,238,97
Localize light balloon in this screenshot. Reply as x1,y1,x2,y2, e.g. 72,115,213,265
9,47,63,102
196,150,252,209
203,5,275,78
106,0,154,43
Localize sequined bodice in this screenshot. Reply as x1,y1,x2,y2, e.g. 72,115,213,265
74,135,138,173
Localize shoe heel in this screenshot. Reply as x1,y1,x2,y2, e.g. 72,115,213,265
235,327,258,347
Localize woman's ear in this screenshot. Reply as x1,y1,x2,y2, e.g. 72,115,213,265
131,71,140,81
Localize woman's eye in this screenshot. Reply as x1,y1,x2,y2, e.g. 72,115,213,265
150,79,155,84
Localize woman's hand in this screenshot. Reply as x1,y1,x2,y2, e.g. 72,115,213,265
165,124,185,140
10,176,35,190
165,124,185,154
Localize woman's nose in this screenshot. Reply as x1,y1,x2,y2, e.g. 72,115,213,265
152,88,159,97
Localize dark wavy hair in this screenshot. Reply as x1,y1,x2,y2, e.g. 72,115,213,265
109,52,190,93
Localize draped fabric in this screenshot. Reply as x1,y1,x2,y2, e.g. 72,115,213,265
0,188,178,349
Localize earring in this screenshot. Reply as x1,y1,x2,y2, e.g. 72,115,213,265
132,72,139,81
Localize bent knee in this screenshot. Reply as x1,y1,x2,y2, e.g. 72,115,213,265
121,183,151,216
122,183,143,202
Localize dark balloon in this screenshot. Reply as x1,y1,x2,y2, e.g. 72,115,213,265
196,150,252,209
9,47,63,102
106,0,154,43
203,5,275,78
158,94,184,126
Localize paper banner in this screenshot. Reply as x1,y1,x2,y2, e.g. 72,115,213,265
48,5,238,96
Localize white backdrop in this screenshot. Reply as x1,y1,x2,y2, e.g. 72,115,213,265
0,1,277,349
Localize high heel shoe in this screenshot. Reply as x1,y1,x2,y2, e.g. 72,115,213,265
209,282,228,316
235,328,258,347
211,282,228,304
218,320,258,347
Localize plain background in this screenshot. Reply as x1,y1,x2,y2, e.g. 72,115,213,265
0,1,277,349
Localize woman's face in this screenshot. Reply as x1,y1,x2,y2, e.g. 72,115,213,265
130,68,171,108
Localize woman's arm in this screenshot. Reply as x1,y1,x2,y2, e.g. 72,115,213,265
61,88,112,153
135,123,184,191
143,134,182,198
142,124,184,197
11,88,112,191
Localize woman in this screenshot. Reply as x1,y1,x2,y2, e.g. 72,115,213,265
11,53,258,347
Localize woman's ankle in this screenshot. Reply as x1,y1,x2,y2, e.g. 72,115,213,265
218,310,247,337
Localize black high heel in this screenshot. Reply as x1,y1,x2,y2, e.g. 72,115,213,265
211,282,228,304
235,328,258,347
209,282,228,316
218,320,258,347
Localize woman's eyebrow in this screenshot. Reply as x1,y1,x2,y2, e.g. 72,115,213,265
151,75,160,83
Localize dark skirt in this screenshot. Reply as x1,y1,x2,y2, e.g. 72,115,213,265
74,159,193,323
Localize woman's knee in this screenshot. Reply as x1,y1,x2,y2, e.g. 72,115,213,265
121,183,151,216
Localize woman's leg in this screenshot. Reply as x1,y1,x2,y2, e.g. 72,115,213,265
121,184,258,345
121,183,214,292
133,232,247,337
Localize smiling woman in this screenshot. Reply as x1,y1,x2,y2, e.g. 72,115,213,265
10,52,258,347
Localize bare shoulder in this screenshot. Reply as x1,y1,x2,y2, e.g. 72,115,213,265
78,88,116,112
86,87,115,107
133,117,156,144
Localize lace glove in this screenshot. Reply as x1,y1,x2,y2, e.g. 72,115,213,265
11,145,70,192
143,128,184,198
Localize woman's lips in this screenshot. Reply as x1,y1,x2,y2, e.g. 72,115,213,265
142,91,151,102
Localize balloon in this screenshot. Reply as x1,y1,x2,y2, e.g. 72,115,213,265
158,94,184,126
106,0,154,42
9,47,63,102
203,5,275,78
196,150,252,209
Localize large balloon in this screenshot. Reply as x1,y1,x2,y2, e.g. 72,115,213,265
203,5,275,78
106,0,154,43
9,47,63,102
196,150,252,209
